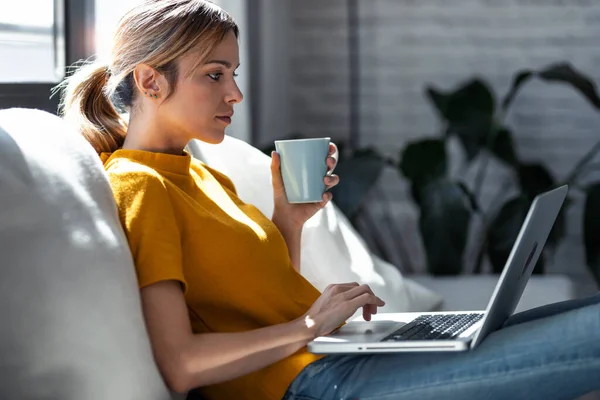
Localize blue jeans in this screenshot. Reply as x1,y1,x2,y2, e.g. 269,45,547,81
283,294,600,400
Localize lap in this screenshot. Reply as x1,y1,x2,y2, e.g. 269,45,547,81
285,294,600,400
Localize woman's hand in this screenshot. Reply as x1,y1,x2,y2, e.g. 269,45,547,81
270,142,340,230
302,283,386,338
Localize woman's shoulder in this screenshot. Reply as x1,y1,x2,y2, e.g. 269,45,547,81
102,154,168,195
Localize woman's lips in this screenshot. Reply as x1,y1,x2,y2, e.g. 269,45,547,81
216,116,232,124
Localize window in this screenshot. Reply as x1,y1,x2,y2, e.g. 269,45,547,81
0,0,65,83
0,0,92,114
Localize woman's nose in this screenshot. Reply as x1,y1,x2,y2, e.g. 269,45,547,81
226,81,243,104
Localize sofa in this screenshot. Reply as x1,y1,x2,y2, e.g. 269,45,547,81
0,108,596,399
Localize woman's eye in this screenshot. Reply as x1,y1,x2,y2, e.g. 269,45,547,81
208,73,223,81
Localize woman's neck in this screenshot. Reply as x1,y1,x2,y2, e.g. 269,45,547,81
123,113,188,155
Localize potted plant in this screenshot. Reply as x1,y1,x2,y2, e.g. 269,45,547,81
330,62,600,287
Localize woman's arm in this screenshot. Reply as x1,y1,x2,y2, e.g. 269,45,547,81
141,280,314,393
142,280,385,393
269,147,339,274
272,216,303,272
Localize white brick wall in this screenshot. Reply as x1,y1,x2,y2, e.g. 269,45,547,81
288,0,600,283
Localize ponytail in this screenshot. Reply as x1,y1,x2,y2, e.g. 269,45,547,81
58,62,127,154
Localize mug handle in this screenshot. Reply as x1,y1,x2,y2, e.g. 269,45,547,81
326,142,339,176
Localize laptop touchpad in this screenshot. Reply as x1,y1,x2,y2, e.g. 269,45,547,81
329,321,400,341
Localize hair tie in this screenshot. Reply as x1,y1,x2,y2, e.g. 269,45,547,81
105,66,112,77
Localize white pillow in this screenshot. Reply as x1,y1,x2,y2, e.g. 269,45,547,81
186,137,443,313
0,109,174,400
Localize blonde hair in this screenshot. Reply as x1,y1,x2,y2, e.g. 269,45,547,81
58,0,238,154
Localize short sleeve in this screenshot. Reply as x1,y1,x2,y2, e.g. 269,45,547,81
106,168,188,293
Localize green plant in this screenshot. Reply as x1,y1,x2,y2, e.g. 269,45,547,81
267,63,600,286
397,62,600,284
263,63,600,286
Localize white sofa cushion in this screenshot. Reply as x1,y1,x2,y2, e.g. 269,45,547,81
0,109,173,400
411,275,578,313
186,137,443,314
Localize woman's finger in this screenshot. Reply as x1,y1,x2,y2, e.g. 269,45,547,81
363,288,380,318
325,282,361,293
317,192,332,208
349,293,386,312
363,305,371,321
328,142,339,163
343,284,371,300
326,157,337,176
344,284,380,302
346,285,385,318
337,284,383,321
363,303,378,321
369,303,378,316
325,143,338,176
324,174,339,189
270,151,285,194
326,156,337,169
337,282,360,287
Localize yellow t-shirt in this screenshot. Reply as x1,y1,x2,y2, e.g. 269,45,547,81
100,149,324,400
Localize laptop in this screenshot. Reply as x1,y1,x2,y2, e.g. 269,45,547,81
308,185,568,354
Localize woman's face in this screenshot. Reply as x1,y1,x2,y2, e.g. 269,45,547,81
160,30,242,145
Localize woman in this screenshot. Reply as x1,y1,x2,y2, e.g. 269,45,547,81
59,1,600,399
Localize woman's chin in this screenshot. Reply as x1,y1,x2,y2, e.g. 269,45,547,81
193,130,226,145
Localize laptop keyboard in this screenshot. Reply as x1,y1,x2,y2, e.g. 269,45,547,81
382,313,483,341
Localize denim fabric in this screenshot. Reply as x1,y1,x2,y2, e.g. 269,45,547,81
284,294,600,400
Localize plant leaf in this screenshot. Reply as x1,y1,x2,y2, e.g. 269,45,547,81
425,86,450,118
583,183,600,285
501,70,534,113
444,79,495,122
435,79,496,161
487,196,544,274
517,163,555,202
418,179,471,275
410,182,422,206
490,126,518,166
453,117,494,161
538,63,600,110
399,138,447,188
329,148,385,218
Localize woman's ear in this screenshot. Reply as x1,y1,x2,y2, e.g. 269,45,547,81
132,64,168,99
